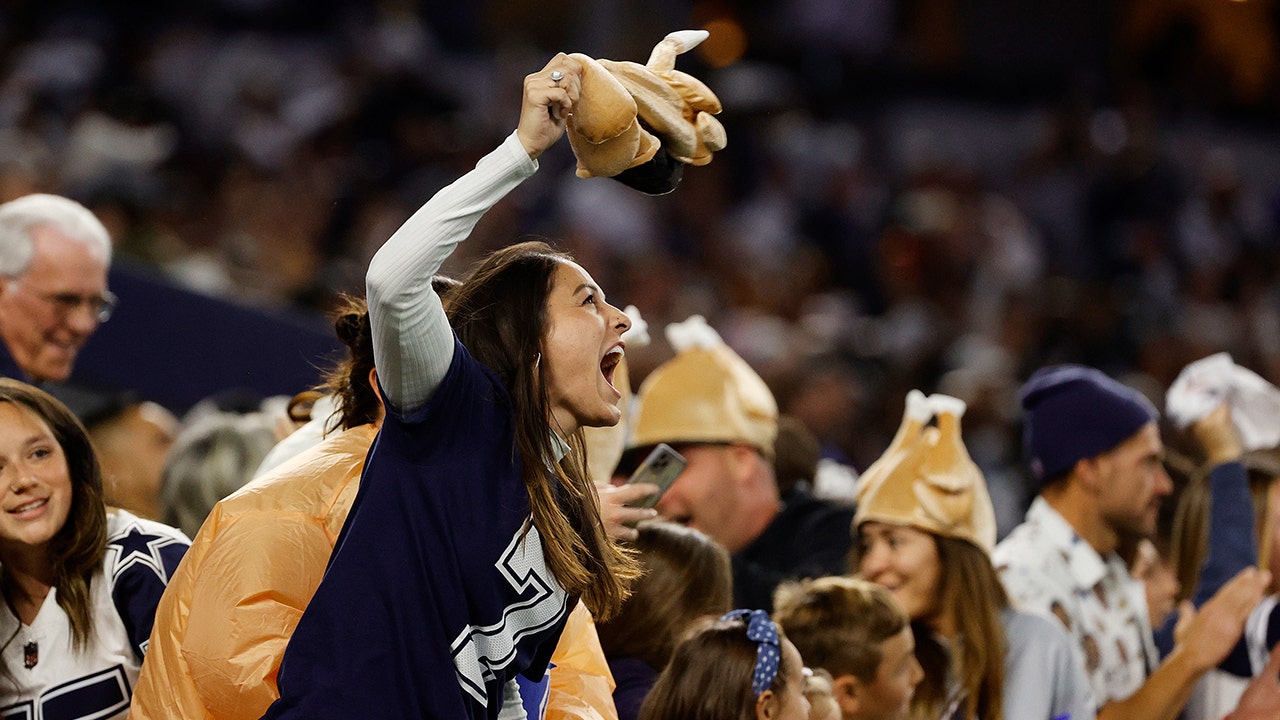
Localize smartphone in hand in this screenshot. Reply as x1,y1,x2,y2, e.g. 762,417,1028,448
625,443,687,509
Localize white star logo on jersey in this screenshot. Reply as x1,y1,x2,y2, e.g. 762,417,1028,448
105,522,182,584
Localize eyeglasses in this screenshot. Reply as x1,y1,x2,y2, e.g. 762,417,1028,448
10,280,118,323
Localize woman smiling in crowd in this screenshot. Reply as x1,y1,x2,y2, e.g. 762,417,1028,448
854,391,1093,720
0,379,187,719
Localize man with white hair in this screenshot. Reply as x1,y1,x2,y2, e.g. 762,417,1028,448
0,193,114,384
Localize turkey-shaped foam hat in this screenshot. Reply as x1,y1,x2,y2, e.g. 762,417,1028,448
854,391,997,553
628,315,777,458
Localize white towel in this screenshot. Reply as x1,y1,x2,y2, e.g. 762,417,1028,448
1166,352,1280,451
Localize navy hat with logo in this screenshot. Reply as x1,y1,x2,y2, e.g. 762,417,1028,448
1019,365,1159,483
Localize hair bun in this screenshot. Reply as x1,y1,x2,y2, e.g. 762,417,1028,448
334,311,367,349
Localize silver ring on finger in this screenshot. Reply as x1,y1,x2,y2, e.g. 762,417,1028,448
550,70,564,86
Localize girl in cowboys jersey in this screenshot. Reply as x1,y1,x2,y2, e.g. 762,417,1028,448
0,379,188,719
264,54,639,720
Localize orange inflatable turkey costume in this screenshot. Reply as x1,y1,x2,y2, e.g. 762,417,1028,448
131,423,620,720
128,33,727,718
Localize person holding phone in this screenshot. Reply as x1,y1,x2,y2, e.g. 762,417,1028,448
583,326,662,543
621,444,686,510
622,315,854,612
261,54,640,719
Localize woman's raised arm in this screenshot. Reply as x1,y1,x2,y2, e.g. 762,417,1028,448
366,54,582,412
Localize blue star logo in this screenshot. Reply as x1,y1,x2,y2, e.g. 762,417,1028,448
105,523,182,584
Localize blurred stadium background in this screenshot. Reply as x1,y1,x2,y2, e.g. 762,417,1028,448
4,0,1279,531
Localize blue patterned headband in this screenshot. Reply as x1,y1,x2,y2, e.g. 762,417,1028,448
720,609,781,698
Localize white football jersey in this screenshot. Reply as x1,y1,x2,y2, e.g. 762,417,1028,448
0,509,189,720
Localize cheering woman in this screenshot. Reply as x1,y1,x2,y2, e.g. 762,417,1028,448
262,54,640,719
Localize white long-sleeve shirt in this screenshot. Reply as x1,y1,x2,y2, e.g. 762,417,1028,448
366,132,538,413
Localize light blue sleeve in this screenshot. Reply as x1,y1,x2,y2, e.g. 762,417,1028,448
1001,609,1097,720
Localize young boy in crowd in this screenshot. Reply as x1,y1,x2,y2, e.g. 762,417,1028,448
774,576,924,720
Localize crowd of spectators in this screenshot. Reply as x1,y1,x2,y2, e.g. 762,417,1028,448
4,1,1280,536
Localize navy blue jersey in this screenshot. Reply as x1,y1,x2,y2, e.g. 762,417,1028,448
264,338,571,719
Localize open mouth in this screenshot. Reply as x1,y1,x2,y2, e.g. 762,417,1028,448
600,345,625,389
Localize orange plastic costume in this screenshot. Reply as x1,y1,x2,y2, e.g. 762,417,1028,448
130,423,618,720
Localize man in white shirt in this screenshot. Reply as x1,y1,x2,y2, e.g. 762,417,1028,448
994,364,1269,720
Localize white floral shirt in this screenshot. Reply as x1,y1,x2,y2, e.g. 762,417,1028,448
993,497,1157,707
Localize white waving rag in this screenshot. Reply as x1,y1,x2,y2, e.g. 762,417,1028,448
1166,352,1280,451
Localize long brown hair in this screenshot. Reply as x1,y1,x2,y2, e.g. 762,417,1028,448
928,535,1007,720
853,530,1007,720
639,615,800,720
596,521,733,669
447,241,638,620
0,379,108,666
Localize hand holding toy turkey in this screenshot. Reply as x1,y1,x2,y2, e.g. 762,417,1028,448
566,30,727,194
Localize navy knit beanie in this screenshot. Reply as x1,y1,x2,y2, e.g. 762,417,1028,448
1019,365,1159,483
